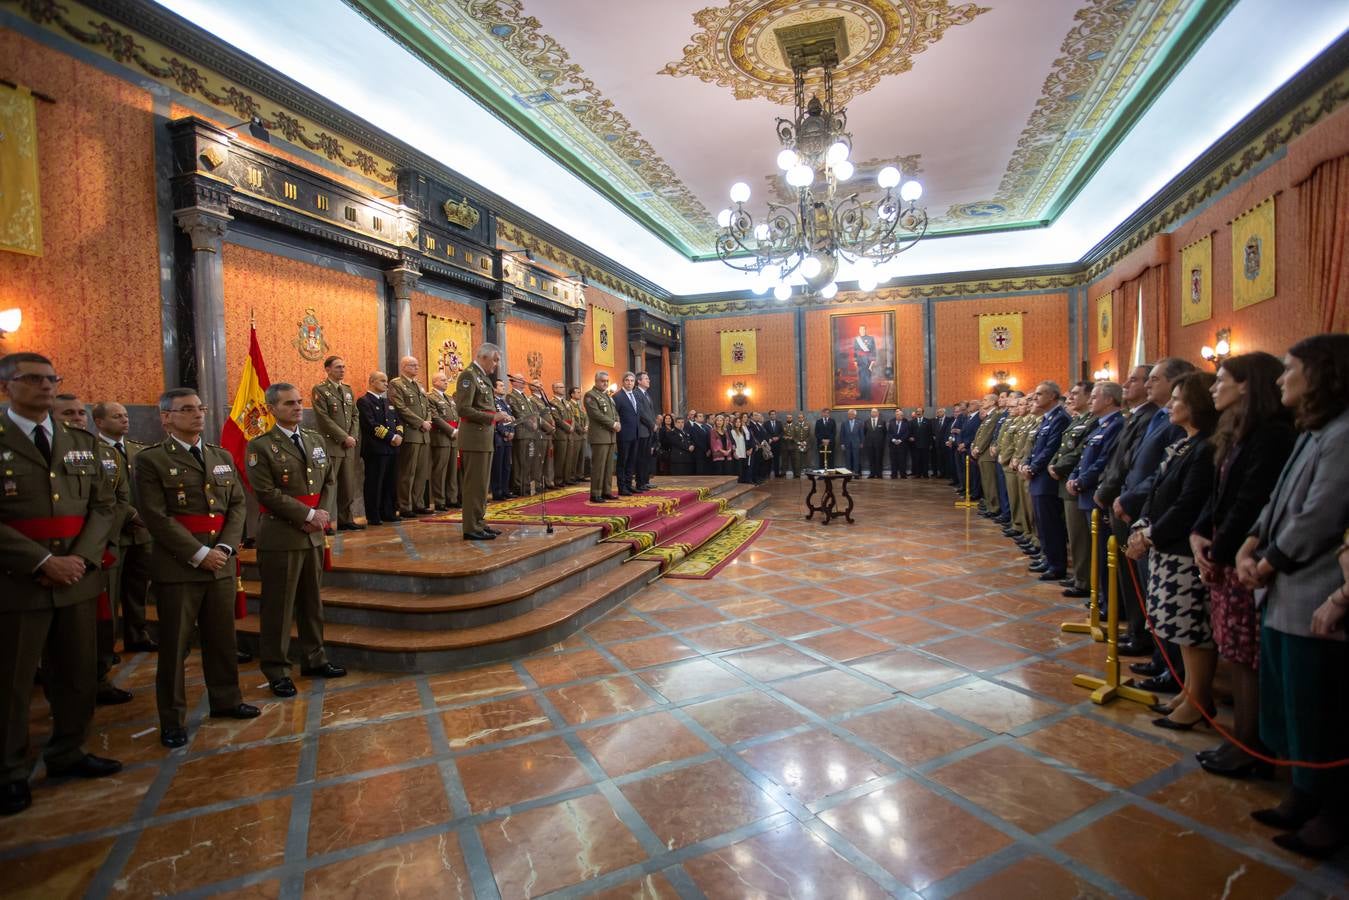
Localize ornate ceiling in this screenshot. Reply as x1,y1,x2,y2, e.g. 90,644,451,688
349,0,1234,257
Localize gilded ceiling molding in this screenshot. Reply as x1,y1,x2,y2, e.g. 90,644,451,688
658,0,988,105
10,0,400,184
1086,68,1349,281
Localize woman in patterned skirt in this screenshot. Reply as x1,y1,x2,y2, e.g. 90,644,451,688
1126,371,1218,729
1190,353,1295,778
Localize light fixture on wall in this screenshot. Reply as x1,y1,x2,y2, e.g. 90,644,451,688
1200,328,1232,368
1092,361,1112,381
226,115,271,143
726,381,752,407
0,308,21,339
987,370,1017,389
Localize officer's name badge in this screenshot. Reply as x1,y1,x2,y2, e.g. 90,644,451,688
248,452,258,466
212,464,233,476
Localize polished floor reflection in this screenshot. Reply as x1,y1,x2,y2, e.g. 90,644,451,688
1,478,1342,898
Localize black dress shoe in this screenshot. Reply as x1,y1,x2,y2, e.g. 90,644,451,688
124,639,159,653
1038,571,1067,582
434,505,449,512
269,677,297,698
1135,672,1179,694
1198,746,1274,780
483,526,502,536
463,530,496,541
1062,587,1090,599
366,519,383,527
1116,637,1153,657
337,522,366,531
160,728,188,748
603,493,620,500
399,510,420,519
1058,577,1077,587
1272,825,1346,860
96,686,134,706
47,754,122,779
0,781,31,815
589,495,606,503
1252,791,1321,831
301,663,347,678
1028,562,1049,573
210,703,262,719
1001,528,1019,537
1130,660,1164,677
415,507,435,515
237,650,254,664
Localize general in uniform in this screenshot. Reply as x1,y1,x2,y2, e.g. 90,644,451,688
454,344,507,540
311,356,361,530
0,352,120,816
92,401,156,654
247,383,343,696
585,372,619,502
427,372,460,510
548,381,571,489
568,387,587,483
389,356,433,517
135,388,258,746
506,375,538,496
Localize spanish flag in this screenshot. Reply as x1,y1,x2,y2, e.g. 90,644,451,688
221,324,273,485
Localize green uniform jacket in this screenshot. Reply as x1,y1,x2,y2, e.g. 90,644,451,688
973,409,1005,456
389,376,430,445
571,398,588,434
532,390,557,436
453,362,497,453
102,437,152,549
1052,411,1098,499
507,390,539,439
311,380,358,458
585,388,617,444
134,438,246,582
246,426,336,550
0,416,116,610
427,390,458,448
1014,414,1042,465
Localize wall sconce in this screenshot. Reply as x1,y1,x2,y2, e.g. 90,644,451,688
1200,328,1232,368
986,370,1017,389
726,381,751,406
0,308,21,338
1093,361,1112,381
226,115,270,143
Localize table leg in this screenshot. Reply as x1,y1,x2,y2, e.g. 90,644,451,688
840,476,855,523
821,480,836,525
804,475,819,520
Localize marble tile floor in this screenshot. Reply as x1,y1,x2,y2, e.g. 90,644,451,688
2,478,1345,898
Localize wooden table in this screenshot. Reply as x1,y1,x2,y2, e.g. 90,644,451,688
804,470,854,525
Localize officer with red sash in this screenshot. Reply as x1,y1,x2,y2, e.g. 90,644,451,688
135,388,258,747
0,352,119,816
246,383,342,697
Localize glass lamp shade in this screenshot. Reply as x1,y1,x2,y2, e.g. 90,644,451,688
832,160,854,181
899,180,923,202
877,166,901,189
716,208,733,228
776,148,799,171
773,283,792,301
729,182,751,203
0,308,20,334
819,282,838,299
754,223,771,241
826,141,850,166
800,255,823,279
786,164,814,187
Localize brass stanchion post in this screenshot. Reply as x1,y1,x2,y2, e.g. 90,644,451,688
1072,535,1157,706
955,455,978,509
1061,508,1105,641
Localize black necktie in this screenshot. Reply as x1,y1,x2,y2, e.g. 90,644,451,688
292,433,305,457
114,441,126,459
189,444,204,468
32,425,51,465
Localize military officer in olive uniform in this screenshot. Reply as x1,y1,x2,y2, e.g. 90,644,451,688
506,374,538,496
135,388,259,747
529,379,555,491
1012,400,1043,551
785,413,808,476
0,352,120,817
427,371,460,510
311,355,362,530
92,401,156,654
454,344,511,540
1050,382,1098,597
585,372,620,502
568,386,587,483
247,383,344,697
389,356,433,517
547,380,571,489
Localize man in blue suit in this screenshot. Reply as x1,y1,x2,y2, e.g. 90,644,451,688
956,401,983,500
1022,382,1071,581
813,408,837,468
947,403,967,487
614,371,641,494
839,409,864,473
1069,381,1125,600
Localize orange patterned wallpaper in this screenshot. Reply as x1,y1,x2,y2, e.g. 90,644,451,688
683,312,798,413
580,287,630,388
932,293,1070,404
221,244,380,393
0,31,162,402
804,301,925,410
506,316,565,388
411,289,484,380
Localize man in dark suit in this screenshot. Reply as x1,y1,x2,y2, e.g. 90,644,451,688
1022,383,1072,581
813,408,837,468
853,325,877,402
946,403,966,485
747,412,768,484
635,372,657,490
886,408,910,478
491,381,514,501
614,372,641,494
764,410,785,477
911,409,934,477
933,407,951,478
839,409,863,473
862,407,887,478
957,401,983,499
356,371,403,526
686,412,710,475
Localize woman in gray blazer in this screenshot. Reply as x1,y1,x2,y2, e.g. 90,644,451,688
1236,333,1349,858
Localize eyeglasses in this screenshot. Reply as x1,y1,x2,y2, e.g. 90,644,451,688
169,405,209,414
7,373,62,386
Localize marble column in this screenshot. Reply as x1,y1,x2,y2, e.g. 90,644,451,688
384,265,420,363
174,207,232,443
563,319,585,391
669,349,683,416
629,339,647,375
487,296,514,359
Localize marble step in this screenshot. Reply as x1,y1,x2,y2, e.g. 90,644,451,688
237,541,630,630
233,558,662,671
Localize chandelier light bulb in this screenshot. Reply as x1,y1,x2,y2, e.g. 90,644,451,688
729,181,751,203
877,166,901,189
1215,338,1231,356
900,179,923,202
800,255,823,279
833,160,854,181
819,282,839,299
773,282,792,301
786,163,814,188
717,208,733,228
826,141,850,166
776,148,799,171
753,274,771,295
857,274,878,292
754,223,771,241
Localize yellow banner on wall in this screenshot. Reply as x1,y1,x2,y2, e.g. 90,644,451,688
1096,294,1113,353
425,315,473,387
719,328,757,375
0,84,43,256
591,305,615,368
1180,234,1213,326
1232,197,1276,310
977,313,1023,364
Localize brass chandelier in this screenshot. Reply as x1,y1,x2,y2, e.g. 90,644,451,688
715,49,927,301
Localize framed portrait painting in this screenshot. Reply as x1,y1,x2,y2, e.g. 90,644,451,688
830,311,896,409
